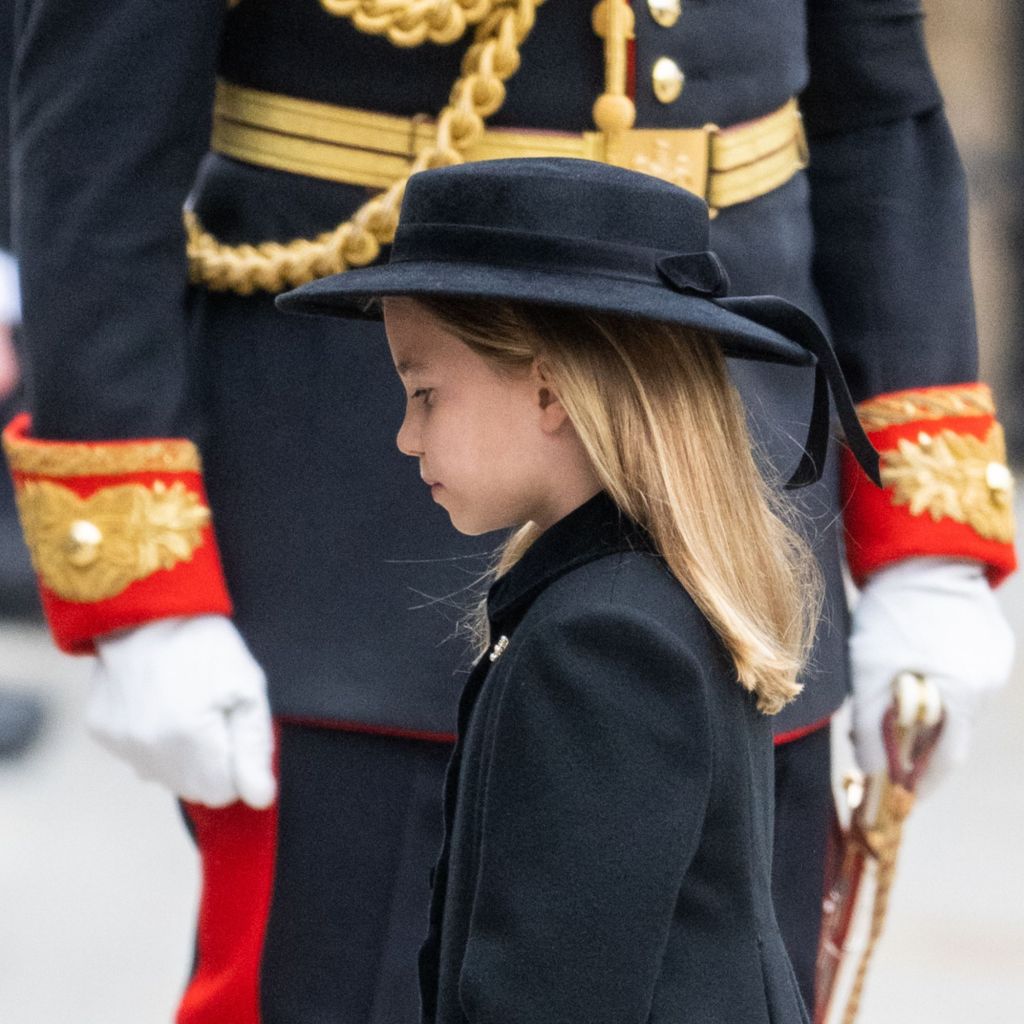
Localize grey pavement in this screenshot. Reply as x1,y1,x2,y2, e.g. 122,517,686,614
2,508,1023,1023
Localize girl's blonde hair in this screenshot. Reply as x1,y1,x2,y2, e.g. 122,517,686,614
418,297,822,715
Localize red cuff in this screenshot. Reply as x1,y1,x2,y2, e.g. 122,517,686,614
841,383,1017,587
3,413,233,653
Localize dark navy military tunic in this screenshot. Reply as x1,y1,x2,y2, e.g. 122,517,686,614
11,0,976,737
420,491,809,1023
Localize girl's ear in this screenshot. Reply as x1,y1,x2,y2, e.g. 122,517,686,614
531,358,570,434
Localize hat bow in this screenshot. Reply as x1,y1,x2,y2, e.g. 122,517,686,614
656,252,730,298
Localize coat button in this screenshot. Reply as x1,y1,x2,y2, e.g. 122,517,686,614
652,56,685,104
647,0,681,28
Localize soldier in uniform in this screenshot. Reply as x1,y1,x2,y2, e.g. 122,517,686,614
3,1,1015,1022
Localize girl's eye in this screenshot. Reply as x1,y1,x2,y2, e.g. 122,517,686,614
411,388,434,405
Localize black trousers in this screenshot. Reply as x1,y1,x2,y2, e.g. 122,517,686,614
261,725,451,1023
183,720,831,1022
772,723,833,1012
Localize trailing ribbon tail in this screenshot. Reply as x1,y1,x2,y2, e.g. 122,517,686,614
783,308,881,490
785,362,832,489
714,296,882,490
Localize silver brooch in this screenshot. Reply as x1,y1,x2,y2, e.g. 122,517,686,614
488,635,510,663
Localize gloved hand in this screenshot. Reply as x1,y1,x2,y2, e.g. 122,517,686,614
0,322,18,400
0,249,22,398
87,614,277,808
849,557,1015,793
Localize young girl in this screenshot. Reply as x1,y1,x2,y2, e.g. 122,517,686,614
279,158,879,1023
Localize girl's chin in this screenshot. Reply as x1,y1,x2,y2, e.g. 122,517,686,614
444,502,521,538
447,513,494,537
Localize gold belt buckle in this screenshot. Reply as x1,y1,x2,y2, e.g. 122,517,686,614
590,127,715,203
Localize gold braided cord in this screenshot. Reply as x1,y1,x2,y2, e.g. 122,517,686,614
187,0,544,295
857,383,996,433
590,0,636,133
320,0,496,47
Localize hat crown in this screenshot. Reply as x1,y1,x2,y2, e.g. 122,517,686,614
397,158,711,254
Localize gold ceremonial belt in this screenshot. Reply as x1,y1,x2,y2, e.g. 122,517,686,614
211,81,808,212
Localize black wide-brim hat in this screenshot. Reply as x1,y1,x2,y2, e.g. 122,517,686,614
278,158,879,488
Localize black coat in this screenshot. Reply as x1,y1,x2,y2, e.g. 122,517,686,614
419,492,809,1024
8,0,976,735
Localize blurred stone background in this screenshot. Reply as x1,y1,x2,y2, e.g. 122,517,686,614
925,1,1024,457
1,2,1022,1021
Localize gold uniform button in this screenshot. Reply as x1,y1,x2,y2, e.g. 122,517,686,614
652,56,685,104
647,0,681,28
65,519,103,568
986,461,1013,505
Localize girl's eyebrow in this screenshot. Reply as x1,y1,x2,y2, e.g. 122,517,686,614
396,357,428,377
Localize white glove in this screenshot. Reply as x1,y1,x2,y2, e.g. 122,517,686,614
849,557,1015,793
87,615,277,809
0,247,21,399
0,249,21,326
0,322,19,401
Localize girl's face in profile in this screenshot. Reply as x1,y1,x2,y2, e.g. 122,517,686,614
383,297,596,536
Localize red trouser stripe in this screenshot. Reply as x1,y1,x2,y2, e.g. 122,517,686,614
177,799,278,1024
774,715,830,747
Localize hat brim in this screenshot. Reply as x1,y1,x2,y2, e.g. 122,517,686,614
276,261,815,367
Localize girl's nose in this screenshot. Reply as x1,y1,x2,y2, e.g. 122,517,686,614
396,412,422,457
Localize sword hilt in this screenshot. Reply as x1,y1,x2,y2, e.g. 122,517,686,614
815,674,945,1024
883,670,945,791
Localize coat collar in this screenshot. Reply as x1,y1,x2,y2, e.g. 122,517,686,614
486,490,651,633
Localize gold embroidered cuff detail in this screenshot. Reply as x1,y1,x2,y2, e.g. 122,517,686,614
880,423,1015,543
14,480,212,602
856,385,996,433
2,433,202,478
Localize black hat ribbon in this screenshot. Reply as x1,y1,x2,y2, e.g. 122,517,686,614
711,295,882,490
